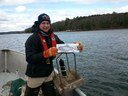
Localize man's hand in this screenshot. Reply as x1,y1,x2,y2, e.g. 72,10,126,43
74,42,84,52
43,47,57,58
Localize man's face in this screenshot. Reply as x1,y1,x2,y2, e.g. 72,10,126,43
39,21,50,32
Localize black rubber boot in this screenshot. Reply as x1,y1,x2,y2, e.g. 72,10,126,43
24,85,40,96
41,80,57,96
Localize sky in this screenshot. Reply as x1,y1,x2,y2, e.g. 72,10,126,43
0,0,128,32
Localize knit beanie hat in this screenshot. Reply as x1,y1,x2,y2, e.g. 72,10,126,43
38,13,51,24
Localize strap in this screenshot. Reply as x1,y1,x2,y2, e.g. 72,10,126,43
39,33,57,51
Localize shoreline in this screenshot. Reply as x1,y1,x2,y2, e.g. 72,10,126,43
0,28,128,35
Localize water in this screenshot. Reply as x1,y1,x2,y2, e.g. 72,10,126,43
0,29,128,96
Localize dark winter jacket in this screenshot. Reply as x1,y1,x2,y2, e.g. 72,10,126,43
25,21,64,77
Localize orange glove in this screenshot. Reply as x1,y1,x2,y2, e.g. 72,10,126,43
43,47,57,58
74,42,84,52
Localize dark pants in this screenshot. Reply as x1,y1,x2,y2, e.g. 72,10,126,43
24,80,57,96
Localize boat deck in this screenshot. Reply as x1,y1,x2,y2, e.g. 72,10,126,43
0,73,19,96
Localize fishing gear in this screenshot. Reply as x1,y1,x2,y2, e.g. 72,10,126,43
53,52,84,95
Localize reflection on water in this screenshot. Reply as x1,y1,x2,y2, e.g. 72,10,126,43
0,29,128,96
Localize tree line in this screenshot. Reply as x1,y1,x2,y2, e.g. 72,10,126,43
25,12,128,33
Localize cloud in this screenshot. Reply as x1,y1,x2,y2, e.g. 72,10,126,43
0,0,128,32
117,5,128,12
0,14,8,21
73,0,128,4
39,0,128,4
0,21,32,32
1,4,128,32
49,5,128,23
107,0,128,3
1,0,128,5
0,13,33,32
38,0,100,4
15,6,26,12
0,0,36,5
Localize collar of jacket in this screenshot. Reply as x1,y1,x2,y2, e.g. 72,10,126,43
40,31,53,37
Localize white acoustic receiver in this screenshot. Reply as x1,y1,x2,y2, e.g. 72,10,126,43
57,43,79,53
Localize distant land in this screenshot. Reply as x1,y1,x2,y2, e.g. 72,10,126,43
24,12,128,33
52,12,128,32
0,12,128,34
0,31,25,35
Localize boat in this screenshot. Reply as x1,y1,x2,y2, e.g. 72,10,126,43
0,49,86,96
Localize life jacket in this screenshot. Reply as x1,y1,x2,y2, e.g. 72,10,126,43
39,32,57,51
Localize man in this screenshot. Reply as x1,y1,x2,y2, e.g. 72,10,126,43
25,13,83,96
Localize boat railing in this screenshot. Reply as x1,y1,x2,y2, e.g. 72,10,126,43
0,49,27,78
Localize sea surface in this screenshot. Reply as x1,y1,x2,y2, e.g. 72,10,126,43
0,29,128,96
